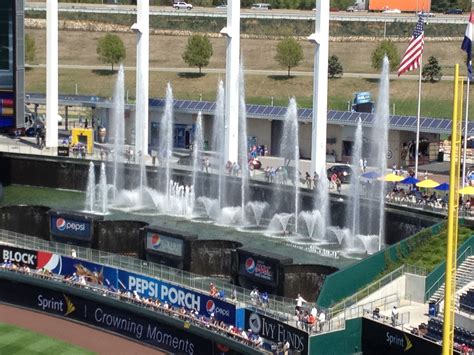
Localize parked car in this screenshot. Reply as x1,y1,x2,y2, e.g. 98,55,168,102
327,165,353,183
251,3,271,10
173,1,193,10
444,8,463,14
215,4,227,9
382,8,401,14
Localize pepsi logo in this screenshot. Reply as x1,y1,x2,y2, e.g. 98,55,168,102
56,218,66,231
150,234,161,249
245,257,256,274
206,300,215,315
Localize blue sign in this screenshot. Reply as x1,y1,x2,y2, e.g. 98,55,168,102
50,215,92,241
118,270,236,325
37,251,118,289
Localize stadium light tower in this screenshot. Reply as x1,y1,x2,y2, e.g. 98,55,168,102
46,0,58,148
220,0,240,164
309,0,329,176
132,0,149,157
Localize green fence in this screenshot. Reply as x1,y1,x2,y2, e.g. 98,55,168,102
309,318,362,355
424,235,474,302
316,222,444,309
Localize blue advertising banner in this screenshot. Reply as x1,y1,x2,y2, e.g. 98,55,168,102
50,214,92,241
0,278,214,355
118,270,236,325
37,251,118,288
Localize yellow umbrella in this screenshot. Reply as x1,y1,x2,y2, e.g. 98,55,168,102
379,173,404,182
459,186,474,195
416,179,440,189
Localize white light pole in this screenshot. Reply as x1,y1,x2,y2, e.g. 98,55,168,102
132,0,149,157
309,0,330,176
46,0,58,148
220,0,240,164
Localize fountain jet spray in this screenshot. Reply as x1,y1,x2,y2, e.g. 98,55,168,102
239,61,249,220
112,65,125,194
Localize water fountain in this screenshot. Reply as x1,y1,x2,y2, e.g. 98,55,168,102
270,98,300,234
213,81,226,208
369,56,390,250
348,118,363,239
135,65,147,205
85,161,96,212
239,62,249,222
191,112,204,213
245,201,268,227
98,162,108,214
111,65,125,194
160,83,174,203
298,210,325,240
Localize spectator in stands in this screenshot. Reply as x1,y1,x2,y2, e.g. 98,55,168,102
307,312,316,332
295,293,307,312
391,306,398,326
250,288,259,305
283,341,290,355
260,291,269,307
231,288,237,301
311,306,318,318
318,311,326,332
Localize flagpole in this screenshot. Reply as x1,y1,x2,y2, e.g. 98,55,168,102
462,77,470,188
414,53,423,178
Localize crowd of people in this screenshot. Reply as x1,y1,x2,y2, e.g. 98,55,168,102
0,260,272,351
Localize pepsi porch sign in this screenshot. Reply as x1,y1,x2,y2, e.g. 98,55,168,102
118,269,236,324
146,232,184,258
49,213,93,241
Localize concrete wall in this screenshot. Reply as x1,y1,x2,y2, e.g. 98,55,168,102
283,264,339,301
247,118,271,151
96,220,148,256
405,273,426,303
188,240,241,281
0,205,50,240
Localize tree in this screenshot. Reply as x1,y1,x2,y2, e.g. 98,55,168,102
25,33,35,63
371,40,400,72
96,34,126,71
275,37,304,77
182,35,213,75
422,56,443,82
328,55,343,78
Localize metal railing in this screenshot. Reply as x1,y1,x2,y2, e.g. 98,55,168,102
340,293,400,321
0,229,305,326
424,246,473,302
328,265,406,315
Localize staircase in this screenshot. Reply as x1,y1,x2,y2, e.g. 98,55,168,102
429,256,474,303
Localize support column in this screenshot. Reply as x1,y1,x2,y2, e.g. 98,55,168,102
309,0,330,175
134,0,149,156
222,0,240,164
46,0,58,148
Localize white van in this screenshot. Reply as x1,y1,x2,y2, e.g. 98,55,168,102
251,3,272,10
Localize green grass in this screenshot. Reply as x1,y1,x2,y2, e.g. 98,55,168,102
0,323,94,355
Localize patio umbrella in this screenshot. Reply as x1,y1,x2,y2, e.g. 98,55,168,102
434,182,449,191
400,177,419,185
416,179,440,189
459,186,474,195
379,173,404,182
361,171,380,179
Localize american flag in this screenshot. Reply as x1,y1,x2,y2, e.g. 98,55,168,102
398,16,425,76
